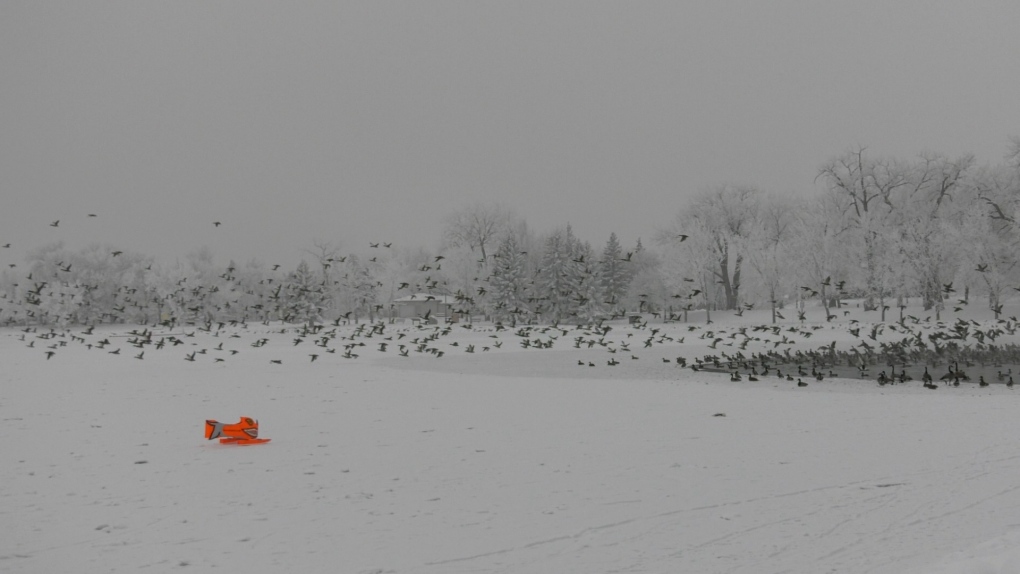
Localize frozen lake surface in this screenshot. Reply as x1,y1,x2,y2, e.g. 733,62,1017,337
4,304,1020,573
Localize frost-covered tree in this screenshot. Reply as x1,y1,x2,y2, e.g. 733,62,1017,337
568,240,606,323
599,233,631,313
953,199,1020,318
746,193,799,322
535,227,575,323
817,147,912,312
336,254,379,322
658,219,720,323
489,231,530,323
532,226,604,323
20,242,155,325
284,260,326,325
663,185,760,310
623,240,668,318
441,245,484,317
442,201,514,264
227,259,279,323
303,239,345,319
889,153,974,312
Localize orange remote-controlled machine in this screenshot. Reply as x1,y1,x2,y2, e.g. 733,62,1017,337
204,417,271,445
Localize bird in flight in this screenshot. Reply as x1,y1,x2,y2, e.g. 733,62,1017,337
213,221,222,227
50,220,59,227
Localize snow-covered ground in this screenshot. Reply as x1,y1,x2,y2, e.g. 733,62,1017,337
4,303,1020,573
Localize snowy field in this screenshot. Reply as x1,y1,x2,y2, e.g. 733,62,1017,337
4,303,1020,573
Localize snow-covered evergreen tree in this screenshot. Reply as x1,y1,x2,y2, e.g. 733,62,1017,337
569,240,606,323
534,226,606,324
336,254,379,322
489,232,529,323
599,232,631,314
284,260,326,325
535,227,574,323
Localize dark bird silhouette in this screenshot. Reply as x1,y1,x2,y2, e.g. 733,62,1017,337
213,221,222,227
676,234,688,242
50,220,59,227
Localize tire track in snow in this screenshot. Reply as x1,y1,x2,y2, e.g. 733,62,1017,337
422,477,899,569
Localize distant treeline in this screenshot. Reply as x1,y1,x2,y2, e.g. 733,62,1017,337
3,143,1020,327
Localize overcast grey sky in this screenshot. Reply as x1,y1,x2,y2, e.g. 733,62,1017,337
2,1,1018,266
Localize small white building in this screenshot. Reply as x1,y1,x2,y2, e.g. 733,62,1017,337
392,293,457,322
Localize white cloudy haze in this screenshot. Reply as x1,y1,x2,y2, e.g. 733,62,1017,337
2,1,1018,265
